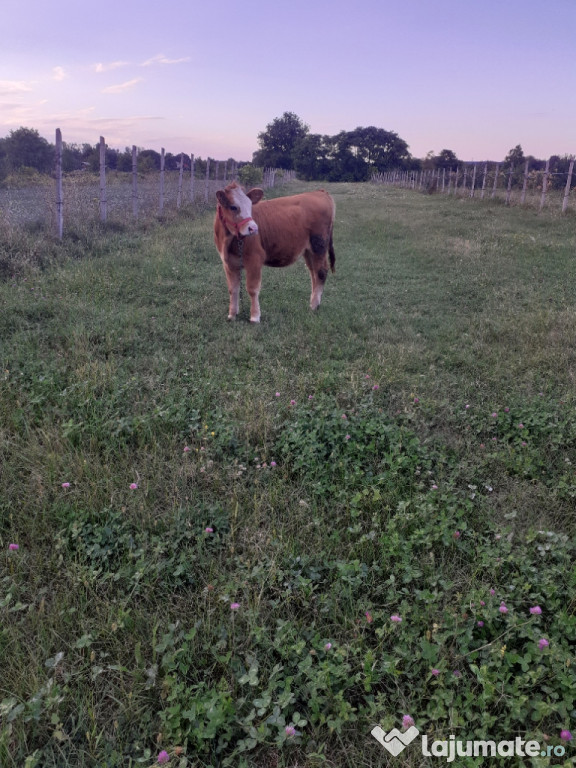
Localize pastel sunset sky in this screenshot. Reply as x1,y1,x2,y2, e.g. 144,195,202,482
2,0,574,162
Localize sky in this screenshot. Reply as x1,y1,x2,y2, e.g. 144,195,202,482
2,0,575,163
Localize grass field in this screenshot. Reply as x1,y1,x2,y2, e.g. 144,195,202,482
1,183,575,767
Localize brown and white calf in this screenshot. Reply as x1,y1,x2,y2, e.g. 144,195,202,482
214,183,336,322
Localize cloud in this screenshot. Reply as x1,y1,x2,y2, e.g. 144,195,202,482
48,114,165,148
0,103,44,130
141,54,191,67
53,67,68,81
101,78,144,94
0,80,34,95
94,61,130,73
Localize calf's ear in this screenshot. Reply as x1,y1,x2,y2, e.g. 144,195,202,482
216,190,228,207
247,188,264,205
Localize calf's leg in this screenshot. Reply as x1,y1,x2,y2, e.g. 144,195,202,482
222,263,241,320
244,263,263,323
304,249,329,311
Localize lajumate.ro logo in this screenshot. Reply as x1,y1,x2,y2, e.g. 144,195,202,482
371,725,569,762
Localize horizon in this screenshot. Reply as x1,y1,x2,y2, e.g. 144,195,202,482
4,124,575,168
2,0,575,163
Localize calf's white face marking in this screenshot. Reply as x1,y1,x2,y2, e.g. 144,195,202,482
219,185,260,237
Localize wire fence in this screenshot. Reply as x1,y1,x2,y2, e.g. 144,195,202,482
0,130,296,237
372,159,576,214
0,173,213,230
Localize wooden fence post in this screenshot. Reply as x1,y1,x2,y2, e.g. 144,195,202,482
55,128,63,239
505,163,514,205
491,164,500,198
177,152,184,209
461,165,468,194
159,148,165,214
190,154,195,201
480,163,488,199
520,159,529,205
204,158,211,203
562,156,574,213
99,136,107,222
540,158,550,210
132,146,138,219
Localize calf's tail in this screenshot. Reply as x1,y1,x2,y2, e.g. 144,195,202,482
329,231,336,273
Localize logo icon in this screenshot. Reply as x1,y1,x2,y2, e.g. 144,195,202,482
371,725,420,756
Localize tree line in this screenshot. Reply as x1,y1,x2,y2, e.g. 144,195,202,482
253,113,576,188
0,127,232,182
253,112,415,181
2,121,574,190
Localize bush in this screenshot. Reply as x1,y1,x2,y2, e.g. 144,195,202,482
238,164,263,188
0,168,50,189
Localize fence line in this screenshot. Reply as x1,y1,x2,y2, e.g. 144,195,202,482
55,128,63,239
177,152,184,209
159,147,165,214
562,157,574,213
132,146,138,219
372,157,576,214
99,136,107,222
46,129,295,238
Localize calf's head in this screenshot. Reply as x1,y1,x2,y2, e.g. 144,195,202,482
216,183,263,237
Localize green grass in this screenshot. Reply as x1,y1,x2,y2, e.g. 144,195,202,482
1,183,576,767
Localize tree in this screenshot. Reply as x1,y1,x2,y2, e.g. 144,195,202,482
138,149,162,173
80,142,119,172
116,147,134,172
328,131,367,181
504,145,528,188
61,142,84,172
253,112,309,170
3,127,53,173
434,149,459,169
345,127,411,173
422,151,436,171
165,152,181,171
548,155,575,190
505,145,525,166
316,127,412,181
0,137,7,180
293,134,332,180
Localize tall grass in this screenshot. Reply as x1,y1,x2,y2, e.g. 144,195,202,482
1,183,575,767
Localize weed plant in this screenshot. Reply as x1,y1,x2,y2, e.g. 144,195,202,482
1,183,575,767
